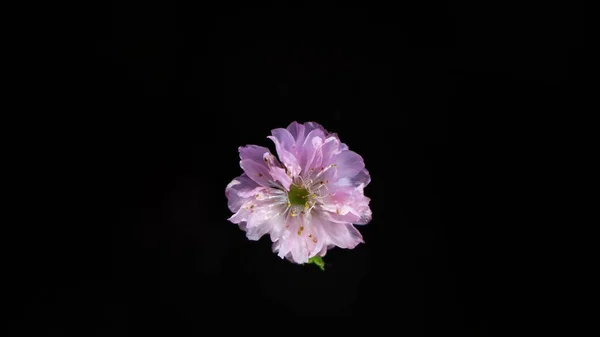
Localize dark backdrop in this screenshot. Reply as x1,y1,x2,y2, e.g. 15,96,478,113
18,2,584,336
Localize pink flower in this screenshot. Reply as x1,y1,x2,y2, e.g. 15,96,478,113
225,121,372,264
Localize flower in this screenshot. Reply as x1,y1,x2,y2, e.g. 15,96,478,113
225,121,372,264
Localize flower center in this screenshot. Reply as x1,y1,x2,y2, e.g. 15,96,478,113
288,184,310,206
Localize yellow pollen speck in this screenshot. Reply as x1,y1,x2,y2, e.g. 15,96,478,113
336,208,340,214
312,237,317,243
299,226,304,232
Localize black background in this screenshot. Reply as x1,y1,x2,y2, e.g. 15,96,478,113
17,1,585,336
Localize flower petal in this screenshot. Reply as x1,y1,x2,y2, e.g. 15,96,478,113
230,198,287,241
246,210,287,241
317,215,364,249
225,174,263,212
299,129,326,174
245,221,273,241
269,212,288,242
288,215,310,264
268,128,301,176
240,159,276,187
320,183,372,225
353,168,371,188
320,137,342,167
334,150,365,179
303,122,327,135
286,121,306,149
239,145,270,163
272,214,313,264
332,167,370,189
354,200,372,225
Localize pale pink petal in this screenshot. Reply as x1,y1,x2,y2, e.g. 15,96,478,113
245,222,273,241
269,213,287,242
317,215,364,249
298,129,326,174
331,168,370,189
320,184,372,225
353,168,371,188
347,188,372,225
289,215,310,263
320,208,361,224
239,145,270,163
245,211,287,241
334,150,365,179
228,204,249,224
268,128,301,176
289,240,308,263
258,152,292,190
286,121,306,148
270,167,291,190
238,145,291,189
303,122,327,135
310,163,339,186
273,238,290,260
230,198,287,241
320,137,342,167
320,186,355,212
240,159,276,187
224,174,263,212
272,215,312,264
304,216,325,258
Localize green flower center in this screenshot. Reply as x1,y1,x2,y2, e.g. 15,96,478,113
288,184,310,206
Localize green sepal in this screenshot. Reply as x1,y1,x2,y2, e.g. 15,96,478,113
307,256,325,271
